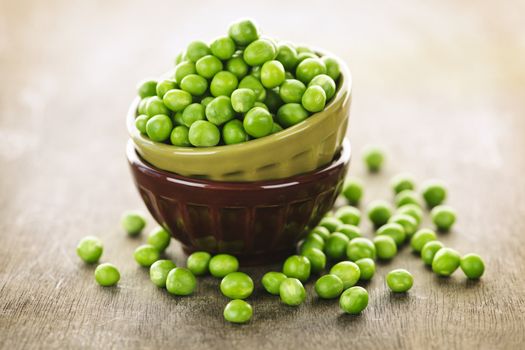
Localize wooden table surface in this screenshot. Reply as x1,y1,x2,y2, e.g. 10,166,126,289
1,0,525,349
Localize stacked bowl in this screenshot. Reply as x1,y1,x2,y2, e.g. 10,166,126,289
127,24,352,264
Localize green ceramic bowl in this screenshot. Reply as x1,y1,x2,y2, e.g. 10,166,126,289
127,54,351,182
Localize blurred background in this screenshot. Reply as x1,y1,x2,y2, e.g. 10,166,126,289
1,0,525,348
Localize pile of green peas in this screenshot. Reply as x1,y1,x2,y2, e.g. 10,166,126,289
75,146,486,324
133,19,342,148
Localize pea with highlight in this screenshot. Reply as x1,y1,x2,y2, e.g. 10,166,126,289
347,237,376,261
432,248,461,277
410,228,437,253
342,177,363,205
460,253,485,279
339,286,368,314
362,145,385,172
431,205,457,231
367,200,393,227
421,179,447,208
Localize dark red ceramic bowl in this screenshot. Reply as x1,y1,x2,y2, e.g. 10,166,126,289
127,139,351,265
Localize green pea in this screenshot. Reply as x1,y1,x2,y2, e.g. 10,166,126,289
166,267,196,296
338,224,362,240
260,60,285,88
279,278,306,306
180,74,208,96
322,56,341,81
226,55,249,79
147,226,171,252
253,101,268,110
170,125,191,146
149,259,176,287
347,237,376,261
420,241,444,265
396,204,423,225
163,89,193,112
210,71,238,97
134,244,160,267
431,205,457,231
395,190,421,207
137,79,157,98
432,248,461,276
342,177,364,205
210,36,236,60
174,61,196,84
205,96,235,126
137,97,149,115
460,253,485,279
264,88,283,112
324,232,350,260
121,210,146,236
318,216,343,232
367,200,393,227
311,226,331,241
173,111,184,125
223,299,253,324
94,263,120,287
76,236,103,264
228,19,259,45
156,79,177,98
279,79,306,103
335,206,360,226
189,120,220,147
297,52,317,62
386,269,413,292
282,255,311,282
209,254,239,278
308,74,336,100
220,272,254,299
299,233,325,252
222,119,248,145
373,235,397,260
276,103,310,127
376,223,406,246
238,75,266,101
276,42,299,71
355,258,375,281
302,85,326,113
315,274,344,299
250,65,262,79
362,145,385,172
145,96,170,117
186,41,210,62
231,88,256,113
339,286,368,314
146,114,173,142
421,179,447,208
200,96,214,107
410,228,437,252
243,107,273,138
391,173,416,194
301,247,326,273
187,251,211,276
181,103,205,127
329,261,360,289
389,213,418,237
262,271,287,295
243,39,276,66
195,55,223,79
295,58,326,84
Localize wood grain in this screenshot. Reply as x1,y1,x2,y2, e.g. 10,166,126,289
1,0,525,349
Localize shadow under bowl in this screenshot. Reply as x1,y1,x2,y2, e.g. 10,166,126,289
127,138,351,265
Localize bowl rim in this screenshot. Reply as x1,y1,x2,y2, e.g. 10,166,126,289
127,50,352,155
127,138,351,189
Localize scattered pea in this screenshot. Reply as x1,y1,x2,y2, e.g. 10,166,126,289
342,177,364,205
121,210,146,236
166,267,197,296
279,278,306,306
149,260,176,287
76,236,103,264
134,244,160,267
396,204,423,225
376,223,406,246
386,269,413,292
367,200,393,227
421,179,447,208
420,241,444,265
432,248,461,276
282,255,311,282
338,224,362,240
220,272,254,299
339,286,368,314
94,263,120,287
311,226,331,241
388,213,418,237
355,258,375,281
262,271,287,295
318,217,343,232
315,274,344,299
391,173,416,194
362,145,385,172
431,205,457,231
324,232,350,260
187,251,211,276
146,226,171,252
373,235,397,260
329,261,360,289
335,206,360,226
347,237,376,261
299,233,325,252
460,253,485,279
223,299,253,324
209,254,239,278
410,228,437,253
301,248,326,274
395,190,421,207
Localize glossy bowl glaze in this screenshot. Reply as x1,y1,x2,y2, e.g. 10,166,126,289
127,138,351,265
127,53,351,182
